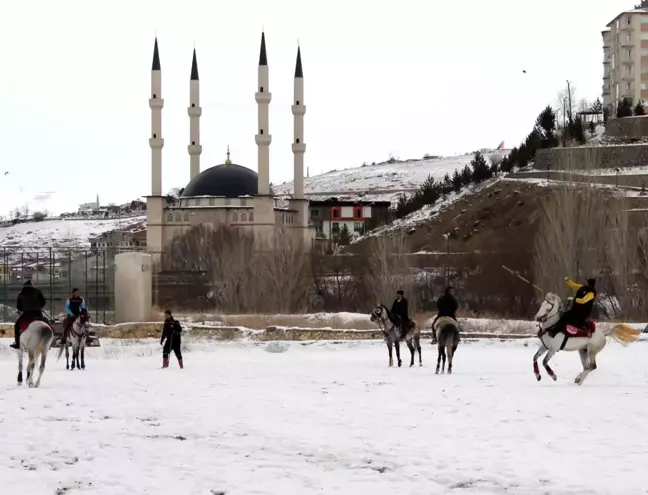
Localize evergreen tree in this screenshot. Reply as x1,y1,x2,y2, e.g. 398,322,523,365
535,106,557,147
470,151,490,182
617,97,633,118
591,97,603,113
461,164,473,184
338,224,351,246
451,170,462,192
489,159,499,177
442,173,453,194
635,101,646,116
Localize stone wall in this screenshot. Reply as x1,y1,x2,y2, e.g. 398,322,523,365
606,116,648,138
510,170,648,189
534,144,648,171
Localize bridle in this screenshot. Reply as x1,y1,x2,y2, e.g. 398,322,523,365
71,314,90,339
536,297,560,338
371,305,395,337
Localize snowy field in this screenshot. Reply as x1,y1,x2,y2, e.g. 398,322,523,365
1,337,647,494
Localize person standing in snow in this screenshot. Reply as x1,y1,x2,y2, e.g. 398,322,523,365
160,310,183,369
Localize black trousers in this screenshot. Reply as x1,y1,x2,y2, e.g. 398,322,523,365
162,336,182,360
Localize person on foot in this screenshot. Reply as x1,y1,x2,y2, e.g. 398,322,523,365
431,286,458,344
160,310,183,368
11,280,46,349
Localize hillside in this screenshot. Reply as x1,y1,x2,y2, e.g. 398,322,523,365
0,215,145,250
273,150,509,203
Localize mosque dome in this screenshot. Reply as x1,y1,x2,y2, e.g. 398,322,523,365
181,151,258,198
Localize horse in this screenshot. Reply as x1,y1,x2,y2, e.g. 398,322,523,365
433,316,460,374
58,312,91,370
16,319,54,388
533,292,641,385
370,304,422,367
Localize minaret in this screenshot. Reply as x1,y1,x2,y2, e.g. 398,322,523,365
188,48,202,181
291,46,306,199
147,37,165,262
255,32,272,196
149,38,164,196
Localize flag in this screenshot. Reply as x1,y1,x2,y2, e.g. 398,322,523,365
496,141,504,150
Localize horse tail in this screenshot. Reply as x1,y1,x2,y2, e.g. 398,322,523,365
605,324,641,346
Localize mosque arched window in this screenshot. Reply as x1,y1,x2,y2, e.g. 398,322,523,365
241,213,247,222
233,213,238,222
167,214,173,222
184,213,190,222
175,214,181,222
249,212,254,222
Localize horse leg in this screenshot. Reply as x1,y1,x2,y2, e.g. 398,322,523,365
447,342,455,374
17,348,23,385
542,347,558,381
415,334,422,367
65,341,70,370
406,338,415,367
386,341,394,367
436,343,445,374
75,345,81,370
35,348,48,388
27,351,36,388
80,343,85,370
394,340,402,368
575,345,600,385
532,344,548,381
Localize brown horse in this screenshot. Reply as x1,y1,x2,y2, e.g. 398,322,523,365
370,304,422,367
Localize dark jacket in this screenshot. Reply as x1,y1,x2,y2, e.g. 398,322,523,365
436,293,458,319
16,286,46,314
391,297,409,323
65,296,87,317
161,318,182,345
569,284,597,322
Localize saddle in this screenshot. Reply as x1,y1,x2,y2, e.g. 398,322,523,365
18,317,52,333
559,321,596,339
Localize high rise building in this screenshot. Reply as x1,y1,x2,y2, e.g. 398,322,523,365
603,1,648,115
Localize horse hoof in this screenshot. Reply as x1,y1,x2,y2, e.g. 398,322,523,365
535,374,541,382
448,369,452,374
419,363,423,367
435,370,439,374
550,374,557,382
28,383,34,388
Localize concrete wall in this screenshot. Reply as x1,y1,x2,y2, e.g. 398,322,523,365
115,252,152,323
511,170,648,188
606,116,648,138
534,144,648,170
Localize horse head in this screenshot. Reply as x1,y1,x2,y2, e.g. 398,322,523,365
370,304,389,324
74,311,91,334
535,292,562,323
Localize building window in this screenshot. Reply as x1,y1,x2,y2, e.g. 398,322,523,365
332,223,340,234
332,209,340,219
612,53,616,69
617,19,620,29
175,214,181,222
153,133,157,138
627,82,632,92
311,208,320,218
628,16,632,25
249,212,254,221
296,138,300,143
241,213,247,222
233,213,238,221
167,213,173,222
191,103,195,107
260,86,264,92
153,94,157,98
260,129,264,134
192,141,195,145
296,100,300,104
354,222,363,233
354,207,362,218
183,213,189,222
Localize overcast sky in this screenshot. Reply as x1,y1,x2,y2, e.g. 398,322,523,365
0,0,631,215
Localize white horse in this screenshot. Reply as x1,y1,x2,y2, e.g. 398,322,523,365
16,320,54,388
57,312,90,370
370,304,422,367
532,292,640,385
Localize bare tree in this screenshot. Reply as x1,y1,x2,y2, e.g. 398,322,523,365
366,232,414,309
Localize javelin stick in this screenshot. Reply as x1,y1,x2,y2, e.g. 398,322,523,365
501,265,545,293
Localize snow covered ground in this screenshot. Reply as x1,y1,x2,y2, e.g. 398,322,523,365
273,151,509,204
0,215,145,248
1,337,647,494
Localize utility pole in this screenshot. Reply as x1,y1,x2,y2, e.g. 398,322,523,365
566,80,573,123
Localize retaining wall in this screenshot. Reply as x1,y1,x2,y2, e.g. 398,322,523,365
606,116,648,138
534,145,648,171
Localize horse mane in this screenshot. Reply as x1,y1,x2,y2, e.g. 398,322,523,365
380,303,395,321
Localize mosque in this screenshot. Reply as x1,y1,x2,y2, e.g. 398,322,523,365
145,33,315,262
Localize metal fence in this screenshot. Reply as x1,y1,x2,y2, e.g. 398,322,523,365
0,247,140,324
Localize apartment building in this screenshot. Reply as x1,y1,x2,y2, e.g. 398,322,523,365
603,1,648,115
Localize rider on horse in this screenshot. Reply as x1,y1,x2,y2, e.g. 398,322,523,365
390,290,411,338
10,280,47,349
63,288,88,344
556,277,597,335
431,286,459,344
